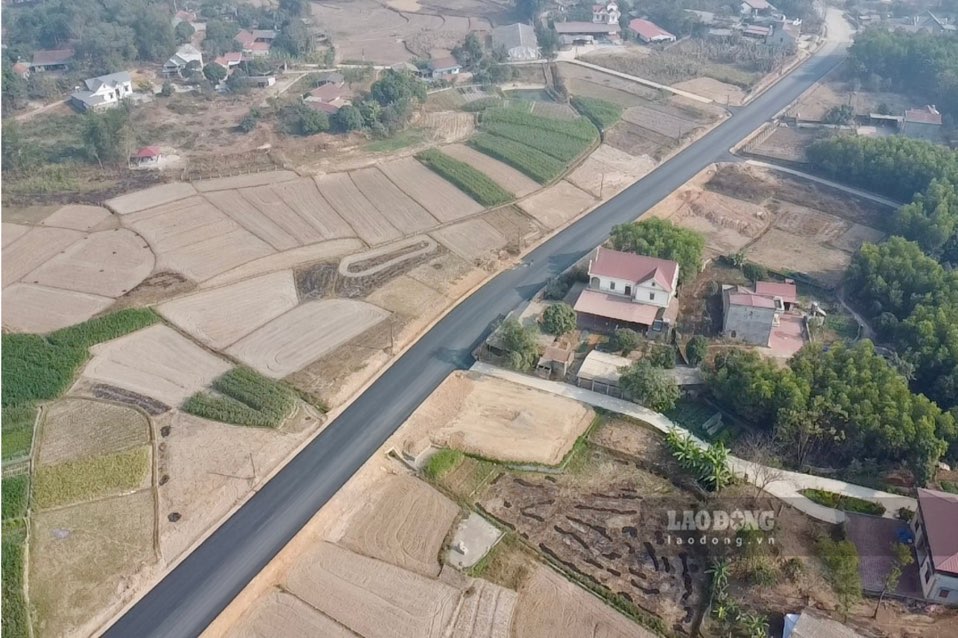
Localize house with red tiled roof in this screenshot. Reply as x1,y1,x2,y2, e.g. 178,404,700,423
913,488,958,605
573,247,679,334
901,105,943,141
722,279,801,351
628,19,675,43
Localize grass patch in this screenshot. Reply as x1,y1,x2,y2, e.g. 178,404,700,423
33,446,150,510
1,309,159,411
470,133,566,183
462,96,503,112
466,532,532,590
825,314,860,340
801,488,886,516
938,480,958,494
2,521,29,638
1,476,30,521
423,449,464,481
1,406,36,462
183,366,297,427
416,148,513,206
364,129,426,153
571,96,622,131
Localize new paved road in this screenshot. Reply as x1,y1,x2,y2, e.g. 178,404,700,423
105,41,847,638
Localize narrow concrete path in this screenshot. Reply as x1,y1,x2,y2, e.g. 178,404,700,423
472,362,915,524
560,59,713,104
744,159,903,208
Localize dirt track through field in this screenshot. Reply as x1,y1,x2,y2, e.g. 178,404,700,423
226,299,390,378
158,271,299,349
286,542,460,638
336,474,458,577
83,324,232,406
271,178,356,240
200,239,364,288
315,173,402,245
441,144,540,197
349,167,440,233
379,158,483,223
2,284,113,333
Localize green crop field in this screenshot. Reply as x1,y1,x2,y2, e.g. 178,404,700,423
183,366,297,427
2,522,28,638
423,449,464,481
470,133,567,183
480,121,593,161
1,476,30,522
417,148,513,206
1,406,36,462
571,96,623,130
480,107,597,141
33,446,150,510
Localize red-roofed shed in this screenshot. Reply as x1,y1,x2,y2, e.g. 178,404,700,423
628,18,676,43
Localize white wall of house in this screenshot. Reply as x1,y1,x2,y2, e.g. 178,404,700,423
588,274,673,308
913,511,958,605
97,81,133,104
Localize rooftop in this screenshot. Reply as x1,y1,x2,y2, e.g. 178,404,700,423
917,488,958,574
84,71,132,91
589,247,678,293
904,105,942,125
728,292,777,309
574,289,659,326
754,280,797,304
540,345,575,365
491,22,539,51
307,82,347,102
31,48,74,66
133,146,162,159
628,18,675,40
783,609,865,638
577,350,632,385
742,0,772,9
429,56,460,70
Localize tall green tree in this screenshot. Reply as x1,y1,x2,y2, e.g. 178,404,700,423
620,360,680,412
610,218,705,283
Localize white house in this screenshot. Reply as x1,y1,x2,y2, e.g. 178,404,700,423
912,488,958,606
574,247,680,333
592,1,621,25
164,44,204,75
70,71,133,112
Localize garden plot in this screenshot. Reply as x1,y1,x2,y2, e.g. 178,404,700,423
432,218,507,262
30,490,155,638
558,62,662,104
745,228,852,287
366,275,447,317
124,196,274,281
315,172,402,245
285,542,460,638
192,170,298,192
518,181,595,230
227,591,355,638
82,324,232,406
772,201,850,242
271,178,356,240
335,474,458,577
240,186,329,245
404,372,594,465
441,144,540,197
513,565,655,638
622,104,698,140
2,222,30,246
2,225,83,287
41,205,114,231
406,251,480,295
449,577,517,638
483,206,542,245
105,182,197,215
350,167,440,233
204,189,301,251
24,229,154,298
531,101,578,120
37,398,149,466
201,238,363,288
158,271,299,350
567,144,656,198
2,284,113,333
227,299,390,379
419,111,475,143
379,157,484,223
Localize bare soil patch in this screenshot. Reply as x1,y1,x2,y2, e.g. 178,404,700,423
314,172,402,245
404,372,594,465
37,398,149,466
365,274,447,318
24,229,154,298
442,143,540,197
673,77,745,106
2,222,31,246
201,239,363,288
285,542,460,638
621,104,699,139
41,204,115,231
829,223,886,253
605,121,674,158
89,384,170,416
271,178,356,240
349,167,440,233
158,271,299,350
105,182,197,215
406,251,479,294
558,62,662,105
192,171,298,192
2,225,84,287
792,79,912,122
204,189,302,251
432,218,507,262
226,299,390,379
1,284,112,333
745,228,852,288
335,473,458,577
30,490,156,638
518,181,596,230
482,206,543,247
567,144,656,199
82,324,232,406
241,185,330,246
419,111,476,143
225,590,355,638
513,565,656,638
747,126,822,163
379,157,483,223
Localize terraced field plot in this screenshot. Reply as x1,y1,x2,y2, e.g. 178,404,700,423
240,185,330,245
2,226,84,287
605,122,674,158
40,205,114,231
441,144,539,197
37,399,149,466
379,158,484,223
432,218,507,262
349,167,439,233
200,238,363,288
2,222,31,246
227,591,355,638
567,144,656,199
204,189,302,251
192,170,298,192
105,182,197,215
518,181,596,230
621,104,699,140
2,284,113,333
271,178,356,239
315,172,402,245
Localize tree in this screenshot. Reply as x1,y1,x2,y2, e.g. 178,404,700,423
370,69,427,106
80,107,132,168
279,0,308,17
273,18,313,58
823,104,854,125
818,538,862,621
541,303,577,336
203,63,227,84
610,218,705,283
610,328,640,354
742,262,768,282
876,542,915,615
685,335,708,366
620,360,679,412
175,21,196,44
498,319,540,371
332,104,364,132
297,105,330,135
665,429,733,491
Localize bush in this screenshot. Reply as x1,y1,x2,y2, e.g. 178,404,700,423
416,148,513,207
183,367,297,427
1,476,29,521
610,328,641,354
33,447,150,510
665,429,733,491
498,319,540,371
541,303,577,336
423,449,463,480
543,277,570,301
611,218,705,284
742,262,768,282
646,344,676,369
801,488,886,516
686,335,709,366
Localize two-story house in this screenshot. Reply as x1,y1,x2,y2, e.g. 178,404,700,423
592,1,621,25
573,247,680,335
912,488,958,606
70,72,134,112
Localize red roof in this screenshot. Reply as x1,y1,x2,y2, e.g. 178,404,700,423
628,19,674,41
305,101,340,114
12,62,29,75
917,488,958,574
589,247,678,293
308,83,346,102
249,41,271,52
728,292,776,309
574,289,659,326
214,52,244,67
234,29,255,46
904,106,942,125
754,281,797,304
133,146,162,158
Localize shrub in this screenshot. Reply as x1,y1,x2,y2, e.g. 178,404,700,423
543,277,570,301
183,366,297,427
423,448,463,481
1,406,35,462
498,319,540,371
665,429,733,491
686,335,709,366
416,148,513,207
541,302,577,336
646,344,676,369
742,262,768,282
818,538,862,618
462,97,503,112
801,488,886,516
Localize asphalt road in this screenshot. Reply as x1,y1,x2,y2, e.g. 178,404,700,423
104,41,847,638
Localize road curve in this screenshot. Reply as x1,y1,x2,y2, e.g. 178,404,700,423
104,42,847,638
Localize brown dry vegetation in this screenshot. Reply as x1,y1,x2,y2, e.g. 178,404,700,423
37,398,149,466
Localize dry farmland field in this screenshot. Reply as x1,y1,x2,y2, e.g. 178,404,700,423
37,399,149,466
518,181,596,230
746,126,823,164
